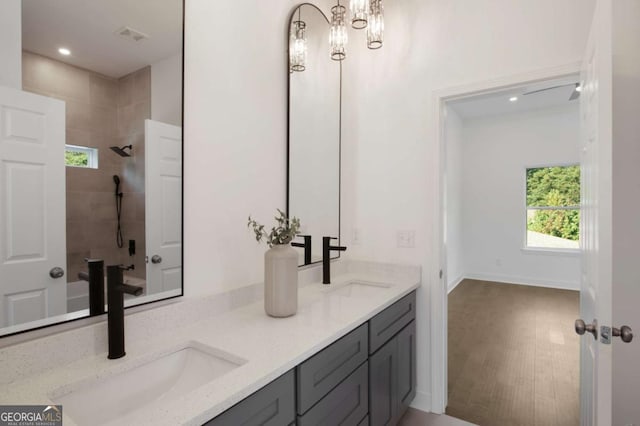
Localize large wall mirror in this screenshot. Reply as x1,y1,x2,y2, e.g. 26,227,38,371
287,3,341,266
0,0,183,337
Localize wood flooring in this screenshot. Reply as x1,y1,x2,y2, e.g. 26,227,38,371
446,280,580,426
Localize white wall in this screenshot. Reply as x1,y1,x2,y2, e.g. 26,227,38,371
151,53,183,126
340,0,595,410
445,107,464,291
183,0,333,297
457,105,581,290
0,0,22,89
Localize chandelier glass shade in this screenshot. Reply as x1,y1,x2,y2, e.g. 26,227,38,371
349,0,370,29
367,0,384,49
330,4,348,61
289,18,307,72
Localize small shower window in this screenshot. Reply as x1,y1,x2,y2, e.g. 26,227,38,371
65,145,98,169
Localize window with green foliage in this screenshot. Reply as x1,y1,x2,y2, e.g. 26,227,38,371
526,165,580,250
65,145,98,169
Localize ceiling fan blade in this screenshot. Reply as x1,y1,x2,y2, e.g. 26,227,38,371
522,83,576,96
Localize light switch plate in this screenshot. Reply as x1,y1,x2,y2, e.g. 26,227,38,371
397,230,415,248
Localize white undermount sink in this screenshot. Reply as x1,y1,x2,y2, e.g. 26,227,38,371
52,341,246,426
329,280,393,298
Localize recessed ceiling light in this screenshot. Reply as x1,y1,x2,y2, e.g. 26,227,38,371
575,85,582,92
58,47,71,56
509,96,518,102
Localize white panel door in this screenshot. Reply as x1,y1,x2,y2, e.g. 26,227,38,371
0,86,66,328
145,120,182,294
610,0,640,424
579,1,612,424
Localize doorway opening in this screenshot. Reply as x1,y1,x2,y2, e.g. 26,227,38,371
441,75,581,425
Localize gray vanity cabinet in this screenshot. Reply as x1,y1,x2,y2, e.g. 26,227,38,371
297,361,369,426
369,321,416,426
369,292,417,426
369,292,416,354
206,290,417,426
369,335,398,425
297,323,369,414
397,321,417,414
204,370,295,426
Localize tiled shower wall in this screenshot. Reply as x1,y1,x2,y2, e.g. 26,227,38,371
22,51,149,282
116,67,150,278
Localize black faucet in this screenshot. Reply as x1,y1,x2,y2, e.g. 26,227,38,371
292,235,312,265
78,258,105,316
322,237,347,284
106,265,143,360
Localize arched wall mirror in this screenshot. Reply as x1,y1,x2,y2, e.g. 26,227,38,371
287,3,342,267
0,0,184,337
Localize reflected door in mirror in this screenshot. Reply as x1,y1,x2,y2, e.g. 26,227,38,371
0,0,184,337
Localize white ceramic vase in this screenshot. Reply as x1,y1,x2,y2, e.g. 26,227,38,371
264,244,299,317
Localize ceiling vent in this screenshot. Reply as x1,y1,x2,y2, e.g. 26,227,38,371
115,26,149,42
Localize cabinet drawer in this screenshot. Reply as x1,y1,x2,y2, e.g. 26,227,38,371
369,291,416,354
297,323,368,414
297,361,369,426
205,370,295,426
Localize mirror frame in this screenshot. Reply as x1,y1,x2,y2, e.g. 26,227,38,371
2,0,185,339
286,3,343,267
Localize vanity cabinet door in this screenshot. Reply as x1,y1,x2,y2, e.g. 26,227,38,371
369,291,416,354
205,370,295,426
397,320,416,418
369,320,417,426
369,337,398,426
297,361,369,426
297,323,368,414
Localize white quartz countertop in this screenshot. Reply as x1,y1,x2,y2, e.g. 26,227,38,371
0,270,420,426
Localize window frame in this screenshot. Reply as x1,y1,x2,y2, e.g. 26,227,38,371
522,163,581,255
65,144,99,169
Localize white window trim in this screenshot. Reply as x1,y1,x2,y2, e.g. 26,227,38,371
65,144,99,169
523,163,581,253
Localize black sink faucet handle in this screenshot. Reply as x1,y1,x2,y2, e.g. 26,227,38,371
292,235,312,265
322,236,347,284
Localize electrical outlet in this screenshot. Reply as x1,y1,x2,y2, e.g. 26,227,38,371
352,228,362,245
397,230,415,248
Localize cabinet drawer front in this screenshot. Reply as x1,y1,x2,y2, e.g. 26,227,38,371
369,291,416,354
297,323,369,414
205,370,295,426
298,361,369,426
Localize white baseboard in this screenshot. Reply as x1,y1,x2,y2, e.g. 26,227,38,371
410,390,432,413
464,272,579,291
447,274,465,294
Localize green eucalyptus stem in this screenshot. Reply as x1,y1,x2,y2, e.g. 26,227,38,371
247,209,301,248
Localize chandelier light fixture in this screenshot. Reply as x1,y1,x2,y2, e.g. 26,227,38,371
289,9,307,72
367,0,384,49
349,0,370,29
329,3,348,61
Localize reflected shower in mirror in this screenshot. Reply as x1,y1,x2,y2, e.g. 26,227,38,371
0,0,184,336
287,4,341,266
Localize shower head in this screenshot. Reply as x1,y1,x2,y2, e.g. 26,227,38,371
113,175,120,185
110,145,132,157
